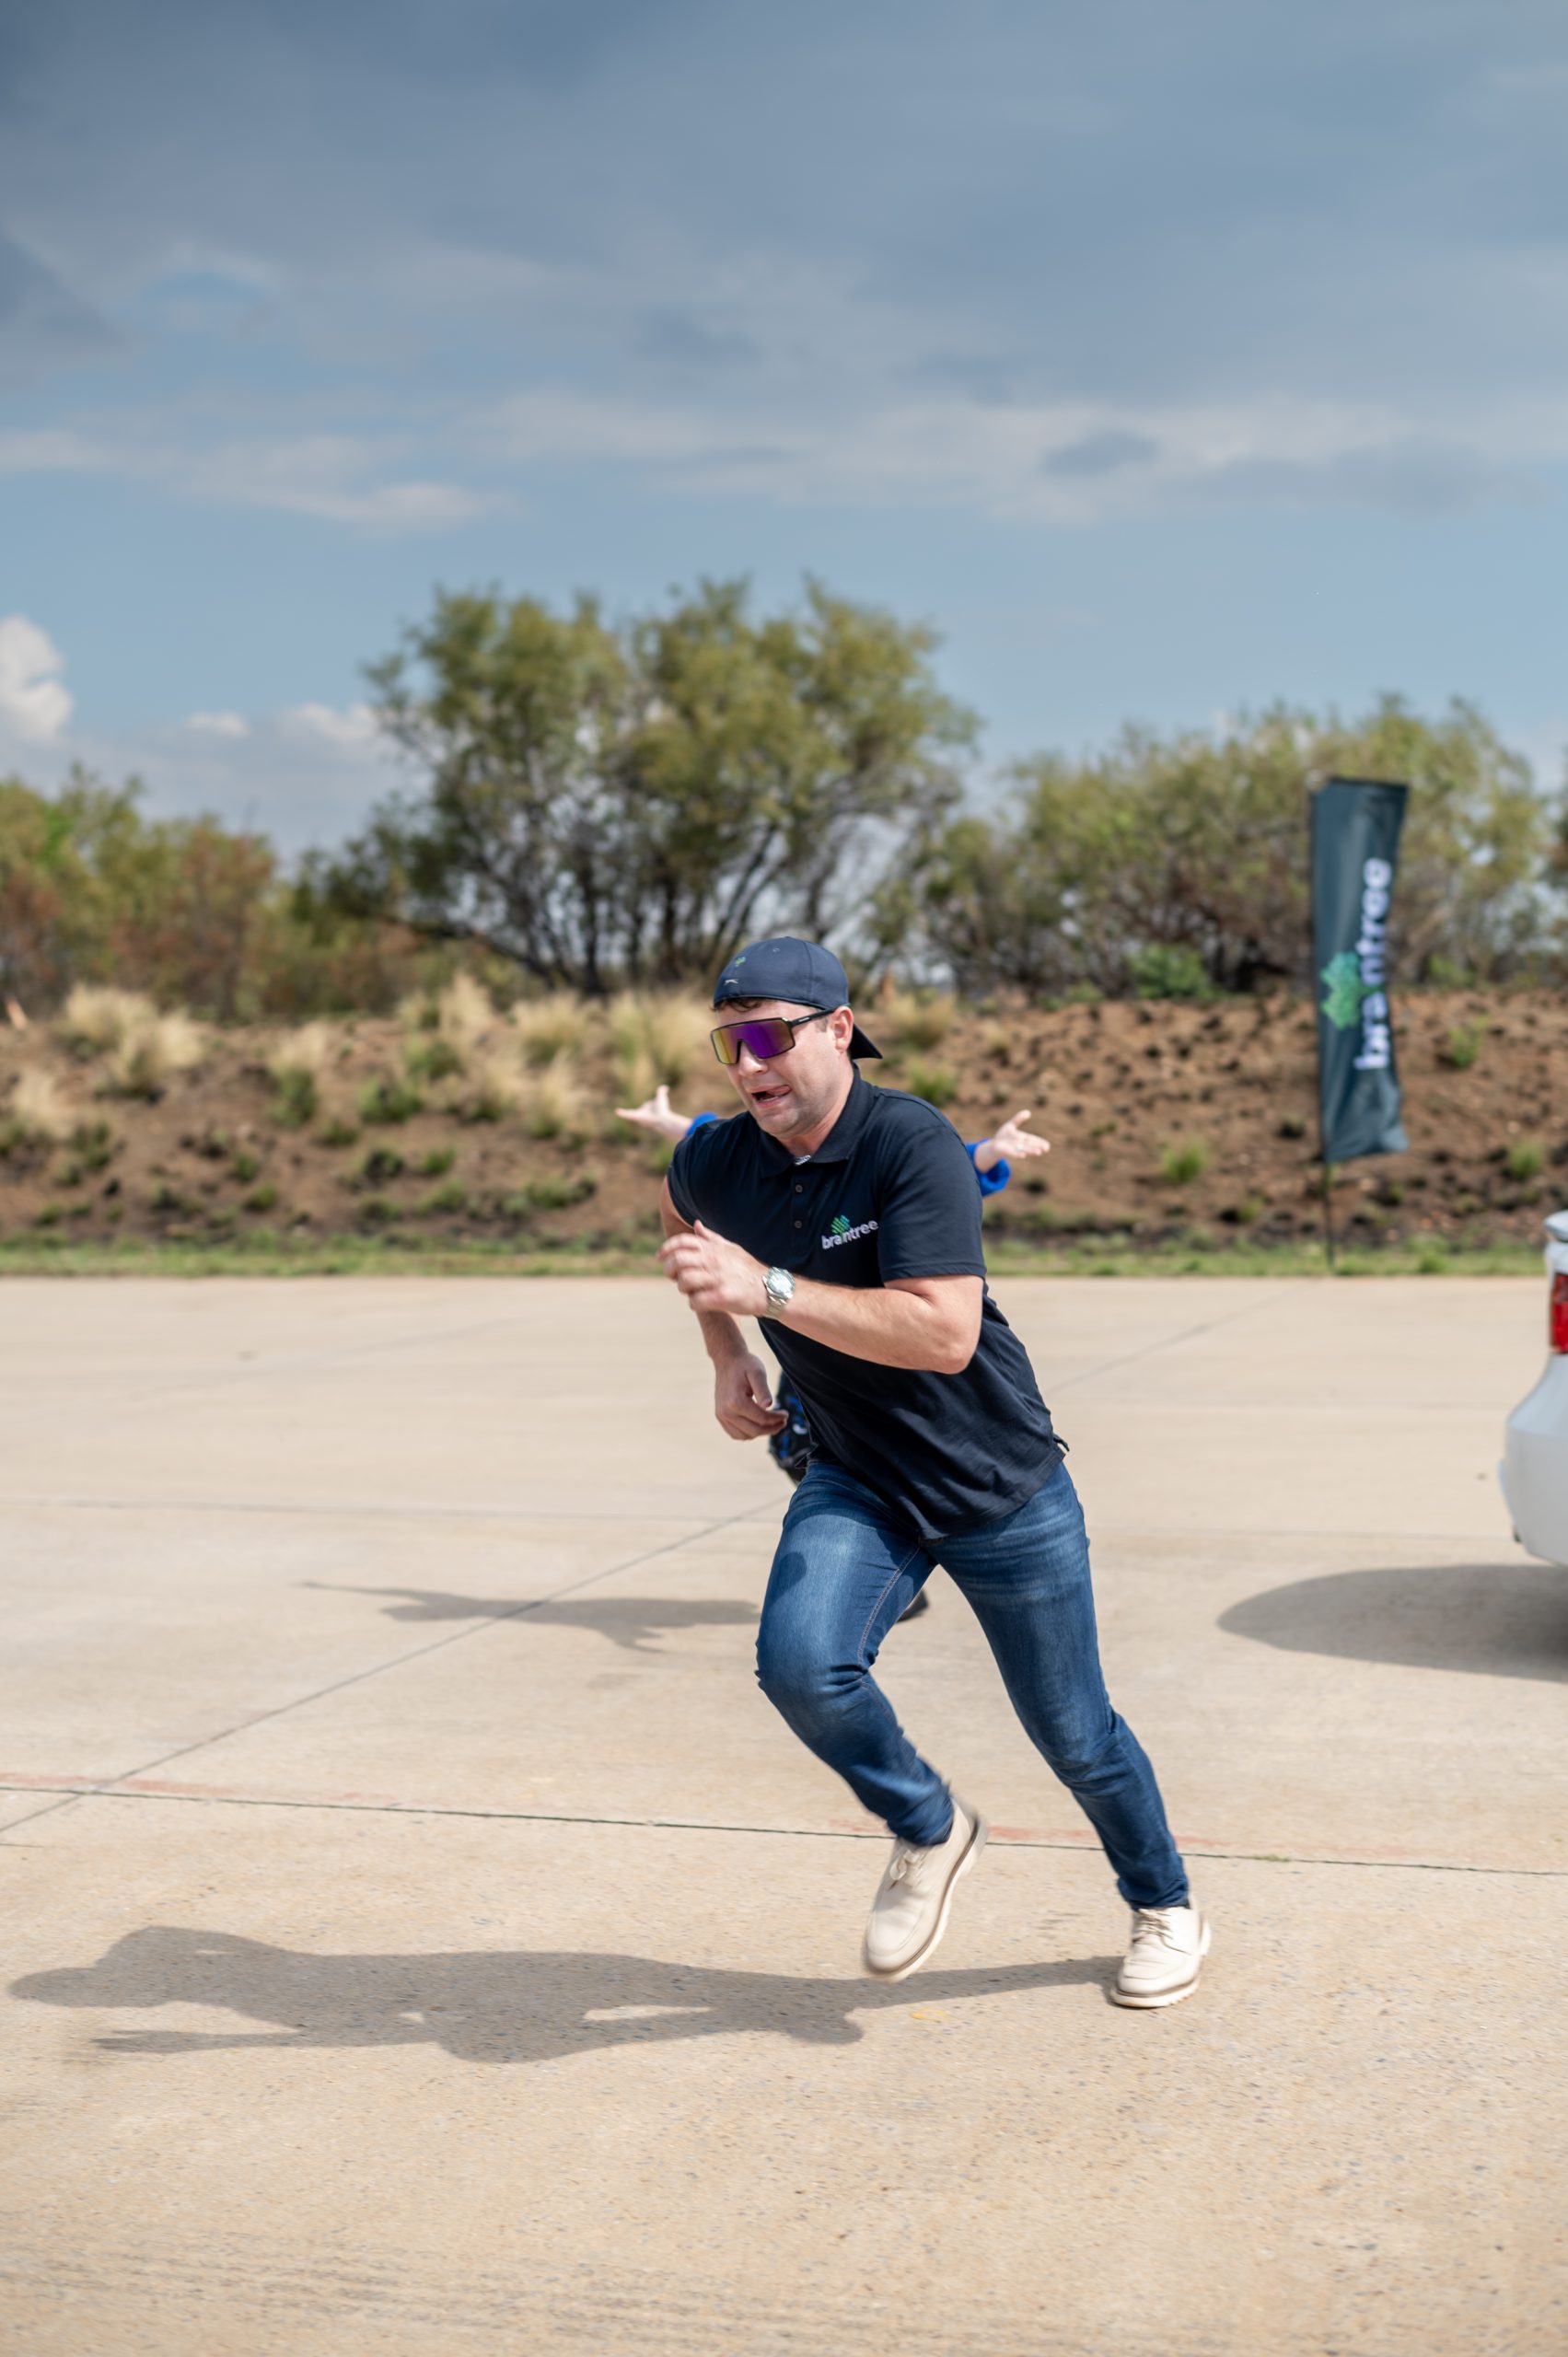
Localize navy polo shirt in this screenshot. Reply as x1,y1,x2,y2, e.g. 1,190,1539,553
668,1073,1063,1544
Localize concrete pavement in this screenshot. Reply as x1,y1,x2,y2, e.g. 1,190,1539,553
1,1275,1564,2353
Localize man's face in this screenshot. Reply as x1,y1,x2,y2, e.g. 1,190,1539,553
714,998,854,1141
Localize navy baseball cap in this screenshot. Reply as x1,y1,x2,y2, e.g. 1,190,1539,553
711,936,882,1061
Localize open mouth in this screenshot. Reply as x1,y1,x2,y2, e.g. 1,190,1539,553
746,1078,793,1115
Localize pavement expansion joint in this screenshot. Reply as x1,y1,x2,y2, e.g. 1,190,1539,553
0,1501,766,1840
1,1777,1561,1877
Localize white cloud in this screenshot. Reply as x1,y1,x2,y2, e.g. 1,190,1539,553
184,709,249,738
0,615,73,743
0,419,498,534
280,701,381,754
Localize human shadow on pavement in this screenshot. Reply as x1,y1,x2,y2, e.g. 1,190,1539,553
11,1929,1113,2063
1220,1559,1568,1682
304,1583,758,1654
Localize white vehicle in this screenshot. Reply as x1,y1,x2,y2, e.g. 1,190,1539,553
1500,1209,1568,1568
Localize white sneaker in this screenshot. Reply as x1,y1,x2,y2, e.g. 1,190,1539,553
1110,1902,1211,2009
862,1797,987,1981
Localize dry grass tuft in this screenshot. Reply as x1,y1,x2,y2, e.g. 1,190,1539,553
882,989,956,1051
438,974,496,1059
523,1051,589,1142
462,1050,529,1124
105,1007,205,1098
608,992,711,1098
270,1022,335,1127
270,1022,335,1083
9,1068,72,1142
59,984,153,1054
512,991,592,1069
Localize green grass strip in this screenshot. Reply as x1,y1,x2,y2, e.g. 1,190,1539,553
0,1235,1542,1278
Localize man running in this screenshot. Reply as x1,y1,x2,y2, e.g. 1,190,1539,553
658,935,1208,2007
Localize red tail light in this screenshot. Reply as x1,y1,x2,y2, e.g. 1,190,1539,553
1551,1272,1568,1354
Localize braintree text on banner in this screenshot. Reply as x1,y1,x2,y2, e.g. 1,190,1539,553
1311,777,1409,1165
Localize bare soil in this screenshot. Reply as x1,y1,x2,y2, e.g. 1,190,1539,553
1,991,1562,1260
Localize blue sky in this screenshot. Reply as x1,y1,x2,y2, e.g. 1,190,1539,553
3,0,1567,849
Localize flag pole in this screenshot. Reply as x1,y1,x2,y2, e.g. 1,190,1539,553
1307,785,1336,1274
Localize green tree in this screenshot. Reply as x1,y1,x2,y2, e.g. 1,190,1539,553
331,579,974,991
906,699,1555,995
0,770,426,1020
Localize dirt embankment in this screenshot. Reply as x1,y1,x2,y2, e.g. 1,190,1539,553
0,990,1562,1257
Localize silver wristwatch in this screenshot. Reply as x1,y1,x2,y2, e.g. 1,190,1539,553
761,1265,796,1314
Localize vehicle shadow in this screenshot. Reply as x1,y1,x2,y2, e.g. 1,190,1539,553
1219,1560,1568,1682
304,1584,758,1653
10,1929,1114,2064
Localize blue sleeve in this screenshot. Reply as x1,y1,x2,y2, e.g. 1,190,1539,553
687,1111,721,1130
964,1141,1010,1198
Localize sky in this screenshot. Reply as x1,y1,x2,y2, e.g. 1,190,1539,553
3,0,1567,852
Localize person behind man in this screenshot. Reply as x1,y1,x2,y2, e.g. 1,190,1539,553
657,936,1209,2007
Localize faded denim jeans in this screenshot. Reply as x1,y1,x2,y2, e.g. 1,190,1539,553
756,1456,1189,1911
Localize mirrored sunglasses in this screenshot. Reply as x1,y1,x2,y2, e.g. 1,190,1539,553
710,1013,820,1066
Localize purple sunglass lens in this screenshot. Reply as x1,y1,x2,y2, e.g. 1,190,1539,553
711,1018,796,1065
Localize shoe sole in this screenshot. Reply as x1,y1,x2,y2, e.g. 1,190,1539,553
861,1809,989,1983
1108,1917,1213,2009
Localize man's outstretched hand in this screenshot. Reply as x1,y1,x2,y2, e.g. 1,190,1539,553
614,1084,692,1144
658,1220,769,1318
986,1109,1051,1163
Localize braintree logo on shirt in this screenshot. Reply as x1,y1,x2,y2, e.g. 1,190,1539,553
823,1212,879,1249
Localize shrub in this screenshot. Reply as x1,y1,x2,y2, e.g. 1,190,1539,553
903,1057,958,1108
319,1115,360,1147
513,991,592,1069
270,1023,333,1128
63,1119,115,1178
419,1181,469,1215
242,1182,279,1213
357,1194,398,1226
405,1035,462,1084
1158,1136,1212,1187
357,1144,405,1186
1277,1114,1307,1141
231,1149,261,1183
418,1145,457,1177
1505,1135,1544,1183
8,1070,72,1144
358,1074,424,1125
105,1007,205,1098
505,1173,597,1215
1131,944,1215,1002
273,1067,319,1129
1444,1018,1487,1070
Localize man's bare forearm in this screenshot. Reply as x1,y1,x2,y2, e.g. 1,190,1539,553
697,1306,749,1365
782,1275,978,1375
658,1179,978,1375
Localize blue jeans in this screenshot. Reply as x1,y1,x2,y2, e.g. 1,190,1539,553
756,1457,1189,1910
